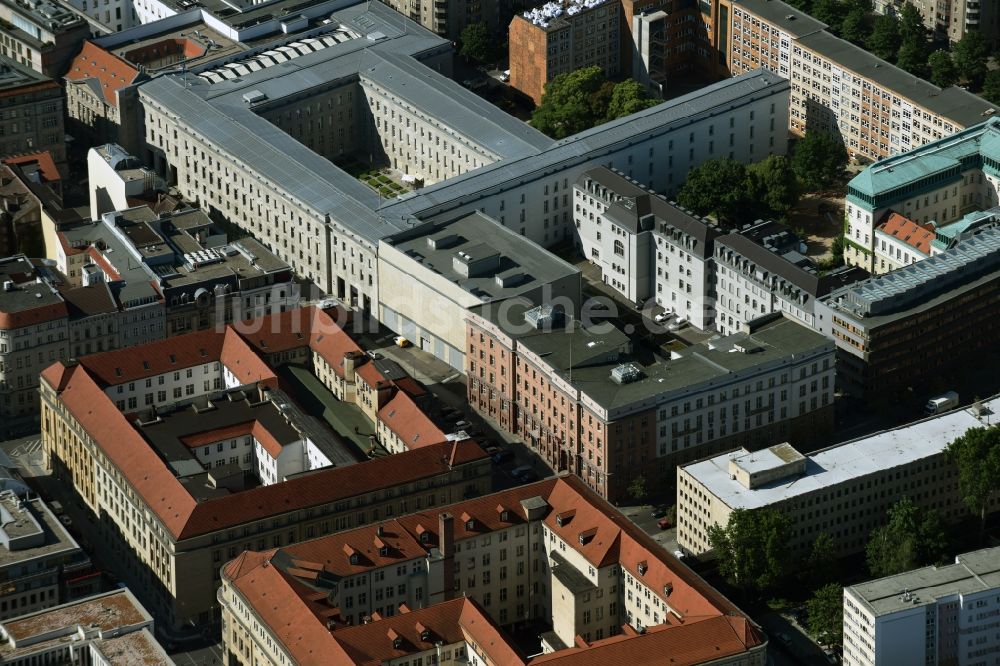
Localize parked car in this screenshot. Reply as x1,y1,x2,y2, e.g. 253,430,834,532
776,632,792,649
650,505,668,518
482,444,501,455
673,549,685,559
508,465,533,480
653,310,672,324
491,450,514,464
393,336,410,348
366,350,383,360
519,470,539,483
454,420,471,429
657,517,672,530
500,69,510,82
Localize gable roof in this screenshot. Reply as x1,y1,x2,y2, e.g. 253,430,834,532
377,392,446,450
65,41,141,107
876,212,935,255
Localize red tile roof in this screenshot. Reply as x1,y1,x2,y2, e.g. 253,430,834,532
65,41,140,107
180,422,253,448
41,358,488,541
221,327,278,390
377,392,446,450
2,152,60,182
223,476,764,666
876,212,935,255
57,231,87,257
77,329,227,387
527,615,763,666
0,300,68,329
355,362,384,388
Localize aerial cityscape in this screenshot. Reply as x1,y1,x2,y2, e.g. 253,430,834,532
0,0,999,662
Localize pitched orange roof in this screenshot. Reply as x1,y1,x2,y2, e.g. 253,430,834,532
180,421,254,448
220,327,278,390
65,41,140,107
355,361,384,387
377,393,446,450
0,300,67,329
876,212,935,255
77,329,227,387
41,358,488,541
2,152,60,182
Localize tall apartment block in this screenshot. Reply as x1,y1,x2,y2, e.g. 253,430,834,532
40,306,492,631
843,546,1000,666
468,306,834,502
0,0,90,76
221,476,768,665
720,0,997,162
874,0,999,48
677,396,1000,559
0,57,65,172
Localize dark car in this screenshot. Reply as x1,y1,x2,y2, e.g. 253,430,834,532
491,450,514,464
650,504,668,518
519,470,539,483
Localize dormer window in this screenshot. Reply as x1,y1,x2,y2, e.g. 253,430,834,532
349,553,359,565
501,510,510,522
379,545,389,556
663,583,673,597
392,637,402,649
637,561,648,576
465,519,475,530
419,531,430,544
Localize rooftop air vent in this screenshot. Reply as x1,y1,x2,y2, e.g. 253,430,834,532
611,363,643,384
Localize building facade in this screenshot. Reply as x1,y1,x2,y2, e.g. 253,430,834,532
0,0,90,76
720,0,997,163
843,546,1000,666
573,167,717,329
815,227,1000,400
509,0,623,105
0,57,65,171
874,0,1000,48
468,307,835,503
39,307,492,632
220,476,768,666
676,397,1000,558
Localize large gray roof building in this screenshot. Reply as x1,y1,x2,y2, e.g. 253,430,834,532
137,0,789,369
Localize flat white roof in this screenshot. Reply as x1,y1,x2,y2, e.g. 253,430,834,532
683,396,1000,510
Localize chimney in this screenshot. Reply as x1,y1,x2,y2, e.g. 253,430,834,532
257,381,267,404
439,512,455,600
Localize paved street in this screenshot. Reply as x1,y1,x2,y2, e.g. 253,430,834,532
169,641,224,666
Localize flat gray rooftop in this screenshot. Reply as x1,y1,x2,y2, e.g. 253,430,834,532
0,256,64,316
0,498,82,569
382,211,579,302
848,546,1000,617
486,304,830,414
682,395,1000,511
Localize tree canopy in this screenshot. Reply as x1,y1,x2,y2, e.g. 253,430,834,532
806,583,844,646
459,23,495,65
839,7,870,44
867,14,901,61
676,155,800,228
792,131,847,192
945,425,1000,543
804,532,840,588
953,30,989,89
748,155,800,220
928,50,958,88
866,497,949,578
983,70,1000,106
707,508,791,595
627,475,648,504
530,67,657,138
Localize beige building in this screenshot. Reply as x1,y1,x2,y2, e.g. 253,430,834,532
720,0,997,162
874,0,999,47
221,475,768,666
0,589,171,666
40,307,492,632
676,396,1000,558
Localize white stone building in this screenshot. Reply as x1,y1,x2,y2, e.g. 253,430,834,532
843,546,1000,666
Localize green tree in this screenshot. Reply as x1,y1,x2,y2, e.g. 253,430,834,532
606,79,659,120
677,158,755,227
707,508,791,595
840,8,869,44
804,532,840,587
945,426,1000,543
896,39,927,76
530,67,614,138
627,475,648,504
954,30,989,89
898,2,926,43
459,22,495,65
867,14,901,61
866,497,949,577
748,154,800,220
806,583,844,646
792,132,848,192
784,0,812,12
982,70,1000,105
928,50,958,88
812,0,845,30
